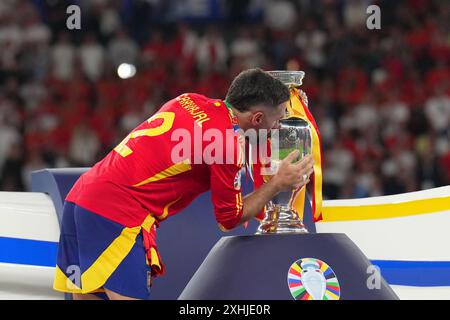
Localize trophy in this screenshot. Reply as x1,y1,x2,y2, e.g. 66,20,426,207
256,71,312,234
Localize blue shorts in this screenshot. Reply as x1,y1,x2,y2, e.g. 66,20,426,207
53,201,153,299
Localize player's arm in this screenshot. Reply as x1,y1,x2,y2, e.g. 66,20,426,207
239,151,314,224
210,149,313,231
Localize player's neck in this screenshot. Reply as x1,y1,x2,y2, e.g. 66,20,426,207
233,108,252,131
224,100,251,131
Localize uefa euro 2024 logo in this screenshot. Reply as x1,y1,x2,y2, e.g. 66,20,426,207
287,258,341,300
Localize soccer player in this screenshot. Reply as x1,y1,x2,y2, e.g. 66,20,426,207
53,68,315,300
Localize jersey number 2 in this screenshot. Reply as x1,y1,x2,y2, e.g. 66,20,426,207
114,112,175,157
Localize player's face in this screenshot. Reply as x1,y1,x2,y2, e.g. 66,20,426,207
249,101,288,132
269,101,289,130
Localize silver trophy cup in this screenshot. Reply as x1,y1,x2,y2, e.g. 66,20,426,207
256,71,312,234
256,117,312,234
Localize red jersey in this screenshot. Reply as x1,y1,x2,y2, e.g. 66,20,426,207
66,93,245,231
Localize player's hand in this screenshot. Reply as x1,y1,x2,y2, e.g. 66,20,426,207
271,151,314,192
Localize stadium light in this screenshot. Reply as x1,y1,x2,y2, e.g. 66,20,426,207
117,63,136,79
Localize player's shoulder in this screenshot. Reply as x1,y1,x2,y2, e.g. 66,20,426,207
177,93,231,125
178,92,224,108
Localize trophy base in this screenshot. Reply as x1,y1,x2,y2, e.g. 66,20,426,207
256,209,309,234
179,234,399,300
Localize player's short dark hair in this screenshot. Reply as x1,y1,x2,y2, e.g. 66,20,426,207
225,68,290,112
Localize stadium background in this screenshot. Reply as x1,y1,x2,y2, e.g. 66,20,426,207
0,0,449,201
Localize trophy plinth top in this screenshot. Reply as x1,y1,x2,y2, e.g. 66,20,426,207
267,70,305,87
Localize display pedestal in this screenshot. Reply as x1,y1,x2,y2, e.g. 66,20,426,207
179,234,398,300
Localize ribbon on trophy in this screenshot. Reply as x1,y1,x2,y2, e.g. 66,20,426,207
286,88,323,222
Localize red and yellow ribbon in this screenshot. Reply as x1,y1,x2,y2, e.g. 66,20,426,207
287,87,323,222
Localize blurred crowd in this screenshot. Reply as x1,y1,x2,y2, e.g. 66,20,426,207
0,0,449,199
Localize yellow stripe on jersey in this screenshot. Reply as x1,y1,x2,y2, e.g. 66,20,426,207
235,193,243,215
240,193,243,213
133,159,191,187
158,197,181,220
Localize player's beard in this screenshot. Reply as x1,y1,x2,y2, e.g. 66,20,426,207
244,128,271,146
244,129,272,166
